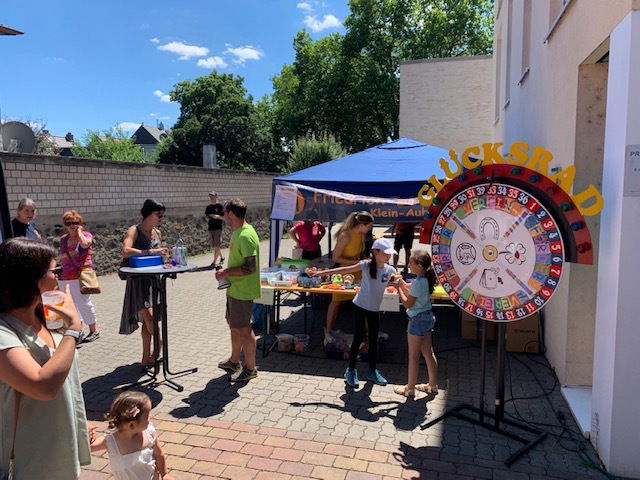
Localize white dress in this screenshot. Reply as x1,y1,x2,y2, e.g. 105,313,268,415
105,424,160,480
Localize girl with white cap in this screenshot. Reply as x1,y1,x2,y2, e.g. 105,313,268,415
312,237,399,388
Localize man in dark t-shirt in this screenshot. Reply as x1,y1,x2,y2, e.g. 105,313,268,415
205,191,224,265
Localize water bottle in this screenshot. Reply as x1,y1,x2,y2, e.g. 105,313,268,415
172,238,188,266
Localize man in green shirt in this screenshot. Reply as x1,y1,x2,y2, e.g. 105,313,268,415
215,198,260,381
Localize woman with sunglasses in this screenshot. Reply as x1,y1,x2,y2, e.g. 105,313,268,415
58,210,100,343
0,238,94,479
120,199,169,368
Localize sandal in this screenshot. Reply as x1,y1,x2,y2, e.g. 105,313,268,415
393,385,415,398
415,384,438,395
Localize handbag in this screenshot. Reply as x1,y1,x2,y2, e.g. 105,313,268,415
64,236,101,294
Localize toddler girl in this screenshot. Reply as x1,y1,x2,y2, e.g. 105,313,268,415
394,250,439,397
314,237,399,388
91,391,173,480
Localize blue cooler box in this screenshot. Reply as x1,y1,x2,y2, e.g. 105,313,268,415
128,255,163,267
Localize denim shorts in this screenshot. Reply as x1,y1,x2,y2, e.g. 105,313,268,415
407,310,436,336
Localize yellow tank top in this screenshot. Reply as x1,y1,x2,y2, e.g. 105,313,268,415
338,231,364,266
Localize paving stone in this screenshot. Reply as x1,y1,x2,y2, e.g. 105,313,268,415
311,465,348,480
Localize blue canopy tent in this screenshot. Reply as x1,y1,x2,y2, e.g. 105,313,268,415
269,138,449,264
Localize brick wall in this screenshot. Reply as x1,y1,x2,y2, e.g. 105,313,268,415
399,55,494,152
1,153,275,272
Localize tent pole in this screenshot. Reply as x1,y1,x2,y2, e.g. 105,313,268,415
328,222,333,258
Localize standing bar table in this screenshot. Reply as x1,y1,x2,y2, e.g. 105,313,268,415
120,264,198,391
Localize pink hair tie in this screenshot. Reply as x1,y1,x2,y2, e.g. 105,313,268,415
129,406,140,417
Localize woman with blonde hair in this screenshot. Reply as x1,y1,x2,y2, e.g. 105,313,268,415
325,211,374,340
58,210,100,343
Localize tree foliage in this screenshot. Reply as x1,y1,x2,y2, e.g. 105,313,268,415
157,72,278,171
71,128,146,163
269,0,494,153
285,134,347,174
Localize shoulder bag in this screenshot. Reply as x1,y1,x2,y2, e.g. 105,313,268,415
64,236,101,295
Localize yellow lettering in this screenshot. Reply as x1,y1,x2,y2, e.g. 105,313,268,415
526,146,553,175
461,146,482,169
418,184,434,207
549,165,576,194
440,150,462,178
508,142,529,166
481,142,506,165
571,184,604,216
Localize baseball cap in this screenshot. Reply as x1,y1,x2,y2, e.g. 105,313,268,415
208,191,218,196
372,238,397,255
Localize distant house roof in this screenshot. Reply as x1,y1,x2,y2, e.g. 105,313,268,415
131,125,168,145
52,136,74,149
0,25,23,35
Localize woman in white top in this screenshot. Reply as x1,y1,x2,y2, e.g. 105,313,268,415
91,390,173,480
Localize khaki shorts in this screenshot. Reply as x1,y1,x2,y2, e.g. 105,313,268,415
226,296,253,329
208,229,222,248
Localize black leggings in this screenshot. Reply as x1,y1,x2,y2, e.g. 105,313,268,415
349,304,380,370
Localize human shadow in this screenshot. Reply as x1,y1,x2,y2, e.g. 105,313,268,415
82,363,164,421
290,381,402,423
169,374,249,419
389,441,441,479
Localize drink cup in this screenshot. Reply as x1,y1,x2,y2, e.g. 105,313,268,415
42,290,65,330
215,265,231,290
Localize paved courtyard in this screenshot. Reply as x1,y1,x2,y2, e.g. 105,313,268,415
78,239,613,480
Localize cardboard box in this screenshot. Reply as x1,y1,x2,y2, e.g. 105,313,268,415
460,312,495,341
506,313,540,353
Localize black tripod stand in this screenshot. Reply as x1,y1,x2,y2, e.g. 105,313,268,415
421,320,547,466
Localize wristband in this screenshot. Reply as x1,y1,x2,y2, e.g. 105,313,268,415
63,329,81,344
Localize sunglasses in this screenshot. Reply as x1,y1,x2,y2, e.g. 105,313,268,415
50,265,62,277
155,212,165,218
64,221,81,226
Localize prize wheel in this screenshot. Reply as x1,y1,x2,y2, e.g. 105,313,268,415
430,182,564,322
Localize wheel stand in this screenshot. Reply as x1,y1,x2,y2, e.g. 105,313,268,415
420,321,547,466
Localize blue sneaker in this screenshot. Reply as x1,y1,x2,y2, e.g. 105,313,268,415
344,368,359,387
367,369,387,386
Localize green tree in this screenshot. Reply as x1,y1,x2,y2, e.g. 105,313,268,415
270,0,493,153
157,72,277,171
285,134,346,173
71,128,146,162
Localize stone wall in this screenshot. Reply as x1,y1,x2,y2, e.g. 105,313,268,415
1,153,274,273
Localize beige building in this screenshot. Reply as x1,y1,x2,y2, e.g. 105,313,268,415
399,55,494,152
401,1,640,476
494,0,639,477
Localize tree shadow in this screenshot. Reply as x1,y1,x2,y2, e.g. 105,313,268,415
82,363,164,421
169,374,249,419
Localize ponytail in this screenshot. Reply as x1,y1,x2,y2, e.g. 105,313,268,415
411,250,437,294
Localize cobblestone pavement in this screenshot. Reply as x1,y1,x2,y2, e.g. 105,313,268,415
79,239,613,479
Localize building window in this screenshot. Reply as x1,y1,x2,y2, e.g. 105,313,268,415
504,0,513,108
495,37,502,121
519,0,532,85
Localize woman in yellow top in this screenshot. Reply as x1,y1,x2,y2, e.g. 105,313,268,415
325,211,374,337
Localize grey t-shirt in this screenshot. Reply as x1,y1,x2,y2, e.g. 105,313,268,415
353,260,396,312
0,314,91,479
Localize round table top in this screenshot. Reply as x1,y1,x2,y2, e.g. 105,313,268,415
119,264,198,275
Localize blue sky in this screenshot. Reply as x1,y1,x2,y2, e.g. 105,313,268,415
1,0,349,139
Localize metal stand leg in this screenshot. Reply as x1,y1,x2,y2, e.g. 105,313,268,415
420,319,547,466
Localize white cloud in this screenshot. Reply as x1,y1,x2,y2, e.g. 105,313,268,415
158,116,170,120
150,113,158,117
303,14,342,32
158,41,209,60
297,2,314,12
197,56,228,69
150,37,160,44
153,90,173,103
224,45,263,65
116,122,141,132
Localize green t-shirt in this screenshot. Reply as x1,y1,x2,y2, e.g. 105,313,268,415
228,223,260,300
